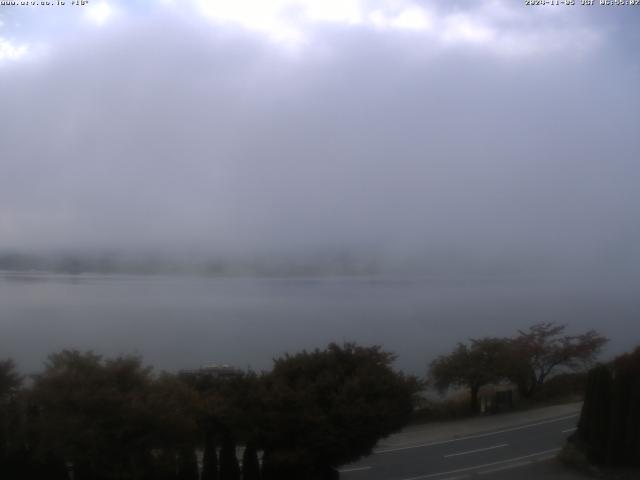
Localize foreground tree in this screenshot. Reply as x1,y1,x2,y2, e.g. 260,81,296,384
31,352,155,479
201,432,219,480
606,346,640,466
0,360,21,401
576,364,613,464
573,346,640,467
259,343,420,479
508,323,607,398
181,368,263,473
219,433,240,480
0,359,26,478
429,338,510,413
177,447,199,480
30,351,201,480
242,442,261,480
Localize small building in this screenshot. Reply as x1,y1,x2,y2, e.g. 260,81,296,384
479,383,516,414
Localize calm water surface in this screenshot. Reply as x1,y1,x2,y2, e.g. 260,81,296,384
1,272,638,375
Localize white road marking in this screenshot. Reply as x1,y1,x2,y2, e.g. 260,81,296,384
443,443,508,458
562,427,577,433
338,466,372,473
477,460,531,474
397,448,561,480
376,414,578,454
478,451,559,474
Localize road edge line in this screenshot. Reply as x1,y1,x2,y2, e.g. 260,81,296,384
376,414,578,454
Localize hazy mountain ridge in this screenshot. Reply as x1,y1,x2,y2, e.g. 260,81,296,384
0,249,589,278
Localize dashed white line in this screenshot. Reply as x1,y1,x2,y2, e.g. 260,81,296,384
396,448,561,480
477,460,532,475
562,427,577,433
338,466,372,473
478,451,559,474
443,443,508,458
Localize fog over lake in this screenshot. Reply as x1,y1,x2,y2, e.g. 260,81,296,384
2,272,637,375
1,1,639,374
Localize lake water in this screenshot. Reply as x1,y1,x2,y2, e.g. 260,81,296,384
1,272,638,376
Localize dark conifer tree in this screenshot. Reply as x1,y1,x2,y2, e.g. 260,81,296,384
201,433,218,480
33,451,70,480
259,450,274,480
576,347,640,467
177,447,199,480
607,347,640,466
241,442,261,480
138,452,158,480
155,449,179,480
3,447,32,480
577,364,612,463
219,434,240,480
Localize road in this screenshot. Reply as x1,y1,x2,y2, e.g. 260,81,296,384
339,410,580,480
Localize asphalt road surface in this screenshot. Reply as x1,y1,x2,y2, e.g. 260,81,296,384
339,413,579,480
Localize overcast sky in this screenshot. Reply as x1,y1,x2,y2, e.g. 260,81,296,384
1,0,639,272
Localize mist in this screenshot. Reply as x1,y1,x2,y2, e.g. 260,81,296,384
1,1,640,374
1,1,638,277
